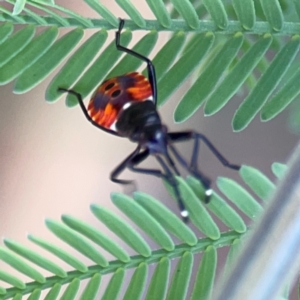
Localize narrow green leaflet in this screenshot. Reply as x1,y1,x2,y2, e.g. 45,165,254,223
0,286,6,295
3,239,67,278
224,238,242,274
145,257,170,300
175,177,220,239
0,22,13,43
145,0,171,28
27,289,41,300
0,247,45,283
259,0,283,31
111,193,175,251
166,252,193,300
217,177,263,219
232,0,255,29
203,0,228,29
175,32,243,122
102,268,125,300
61,214,130,262
45,219,108,267
79,273,101,300
133,192,198,246
190,246,217,300
204,34,272,116
91,204,151,257
84,0,118,26
115,0,146,28
271,162,287,178
0,27,58,85
14,28,84,93
123,263,148,300
107,30,158,78
261,67,300,121
143,31,186,81
65,31,132,106
170,0,199,29
28,234,88,273
0,270,25,289
240,165,275,201
0,25,35,67
186,176,247,233
12,0,25,15
44,283,61,300
60,278,80,300
12,294,22,300
233,35,300,131
158,32,214,106
46,29,108,102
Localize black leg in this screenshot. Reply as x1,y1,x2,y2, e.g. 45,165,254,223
168,131,241,203
58,88,120,136
116,19,157,105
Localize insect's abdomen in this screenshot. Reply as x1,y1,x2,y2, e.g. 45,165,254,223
87,72,152,131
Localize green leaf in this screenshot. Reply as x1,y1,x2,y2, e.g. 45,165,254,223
0,22,13,43
203,0,228,29
271,162,287,178
84,0,118,26
12,0,26,15
123,263,148,300
60,278,80,300
170,0,199,29
27,289,41,300
186,176,247,233
61,214,130,262
233,35,300,131
45,219,108,267
0,27,58,85
28,234,88,273
190,246,217,300
240,165,275,201
65,30,132,106
0,247,45,283
0,25,35,68
115,0,146,28
145,0,171,28
79,273,101,300
102,268,125,300
259,0,283,31
204,34,272,116
158,32,215,106
166,252,193,300
46,29,108,102
91,204,151,257
261,66,300,121
3,239,67,278
44,283,61,300
0,270,25,289
145,257,170,300
133,192,198,246
232,0,255,29
111,193,175,251
14,28,84,93
175,32,243,122
143,31,186,81
217,177,263,219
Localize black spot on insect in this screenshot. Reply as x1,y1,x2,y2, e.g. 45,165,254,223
111,90,121,98
105,82,115,90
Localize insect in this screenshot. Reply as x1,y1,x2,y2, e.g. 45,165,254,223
58,19,240,221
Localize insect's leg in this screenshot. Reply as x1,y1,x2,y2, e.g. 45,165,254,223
154,155,188,222
116,19,157,104
110,146,142,184
168,131,241,202
168,131,240,170
58,88,119,136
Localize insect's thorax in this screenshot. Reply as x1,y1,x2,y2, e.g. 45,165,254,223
116,100,167,149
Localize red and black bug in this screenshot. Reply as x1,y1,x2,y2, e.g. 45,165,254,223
58,19,240,221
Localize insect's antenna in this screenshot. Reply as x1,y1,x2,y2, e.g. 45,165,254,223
155,155,189,221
